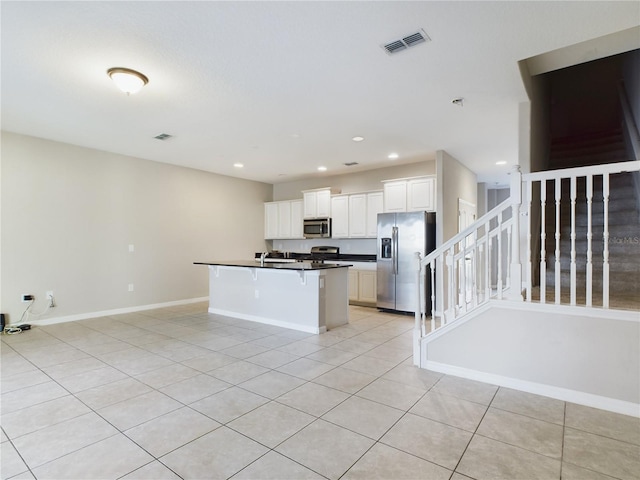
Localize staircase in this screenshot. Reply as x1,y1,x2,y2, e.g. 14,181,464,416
531,128,640,309
539,172,640,309
549,127,627,168
412,160,640,416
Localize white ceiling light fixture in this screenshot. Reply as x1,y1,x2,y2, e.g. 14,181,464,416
352,136,364,142
233,163,244,168
107,67,149,95
388,153,399,159
317,166,327,172
496,160,507,165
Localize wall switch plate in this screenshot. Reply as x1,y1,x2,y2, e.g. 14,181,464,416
254,289,259,299
128,284,134,292
128,244,135,253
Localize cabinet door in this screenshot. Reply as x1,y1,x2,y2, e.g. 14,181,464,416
366,192,384,237
277,201,292,238
358,271,377,303
348,269,359,302
290,200,304,239
348,194,367,237
264,203,279,239
384,181,407,212
331,196,349,238
408,177,435,211
303,191,317,218
316,189,332,217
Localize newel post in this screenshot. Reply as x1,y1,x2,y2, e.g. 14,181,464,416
507,165,523,301
413,252,422,366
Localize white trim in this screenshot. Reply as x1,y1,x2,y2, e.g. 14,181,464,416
208,307,326,335
23,297,208,326
422,299,639,345
425,361,640,418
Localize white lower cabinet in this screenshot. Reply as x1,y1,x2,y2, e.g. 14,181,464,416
348,266,377,305
357,270,377,304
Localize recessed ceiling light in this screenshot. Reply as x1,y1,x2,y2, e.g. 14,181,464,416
233,163,244,168
388,153,399,160
352,136,365,142
496,161,507,165
317,166,327,172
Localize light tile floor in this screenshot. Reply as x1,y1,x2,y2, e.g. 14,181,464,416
1,303,639,480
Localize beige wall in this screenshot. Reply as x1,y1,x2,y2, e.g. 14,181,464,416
1,132,272,324
273,161,436,201
435,150,478,246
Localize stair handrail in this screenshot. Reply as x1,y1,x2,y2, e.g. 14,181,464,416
523,160,640,182
413,196,516,365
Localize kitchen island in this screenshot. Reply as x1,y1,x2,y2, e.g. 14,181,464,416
194,261,351,334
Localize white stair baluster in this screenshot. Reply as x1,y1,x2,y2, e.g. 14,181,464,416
570,176,577,305
497,211,503,300
602,174,610,308
586,174,593,307
540,179,547,304
526,180,532,302
555,179,562,304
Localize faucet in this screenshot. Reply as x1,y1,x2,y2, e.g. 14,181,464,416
260,252,268,266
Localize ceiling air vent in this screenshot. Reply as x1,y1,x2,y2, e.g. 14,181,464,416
154,133,172,140
382,29,430,55
343,162,359,167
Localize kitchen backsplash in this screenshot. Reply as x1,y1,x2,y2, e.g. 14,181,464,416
272,238,377,254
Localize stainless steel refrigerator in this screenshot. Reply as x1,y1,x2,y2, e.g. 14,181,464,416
377,211,436,313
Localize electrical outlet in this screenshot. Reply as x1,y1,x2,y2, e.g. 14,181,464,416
254,289,259,299
21,294,34,302
46,291,56,308
128,283,134,292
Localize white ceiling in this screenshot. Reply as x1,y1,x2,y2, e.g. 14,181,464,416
2,1,639,185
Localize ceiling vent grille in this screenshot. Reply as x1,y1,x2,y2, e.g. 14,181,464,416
154,133,172,140
382,29,430,55
343,162,359,167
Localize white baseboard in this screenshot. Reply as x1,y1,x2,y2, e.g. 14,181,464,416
24,297,209,326
208,307,326,335
424,360,640,418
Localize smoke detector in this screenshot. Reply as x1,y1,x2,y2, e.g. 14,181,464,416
382,29,430,55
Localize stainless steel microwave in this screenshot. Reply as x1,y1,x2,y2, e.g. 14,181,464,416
303,218,331,238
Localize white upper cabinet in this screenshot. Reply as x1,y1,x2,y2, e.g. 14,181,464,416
264,202,279,240
330,195,349,238
383,181,407,212
277,201,292,238
264,199,304,239
290,200,303,239
383,176,436,212
331,191,382,239
407,177,435,211
303,188,335,218
348,194,366,237
365,191,384,237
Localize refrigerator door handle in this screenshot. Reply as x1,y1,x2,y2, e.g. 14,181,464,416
392,226,398,274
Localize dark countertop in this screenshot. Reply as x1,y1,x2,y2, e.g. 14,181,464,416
194,260,352,271
254,252,377,263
